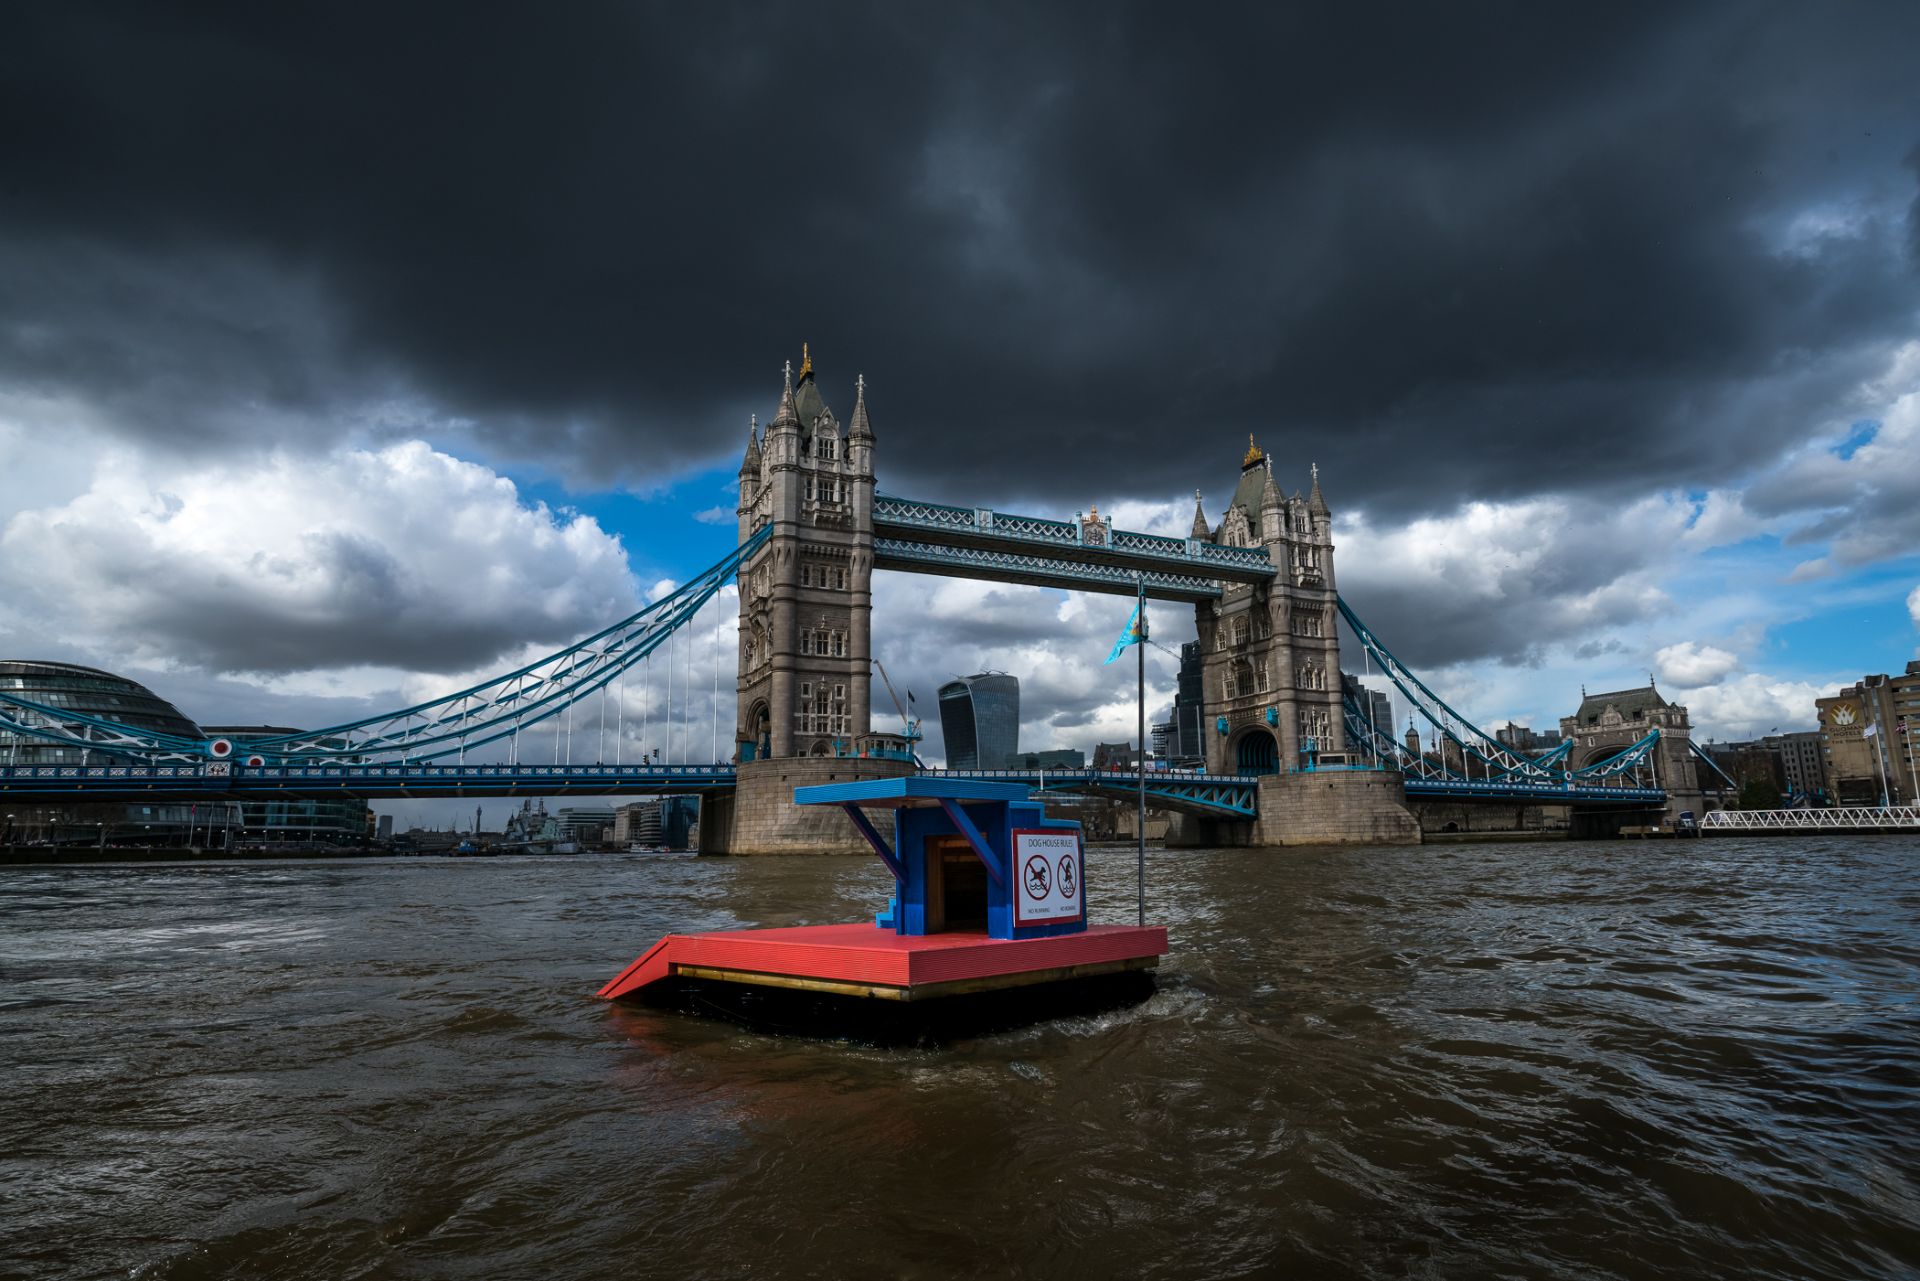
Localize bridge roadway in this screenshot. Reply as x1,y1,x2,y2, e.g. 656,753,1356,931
0,762,1667,817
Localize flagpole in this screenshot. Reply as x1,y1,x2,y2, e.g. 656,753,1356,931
1868,725,1889,808
1896,722,1912,802
1136,572,1146,927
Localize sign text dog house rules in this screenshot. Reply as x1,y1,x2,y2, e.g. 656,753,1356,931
1012,829,1083,925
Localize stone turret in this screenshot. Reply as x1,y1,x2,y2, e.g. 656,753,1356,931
736,415,761,543
1196,436,1345,777
1189,490,1209,541
849,373,873,440
1259,462,1284,543
734,346,874,764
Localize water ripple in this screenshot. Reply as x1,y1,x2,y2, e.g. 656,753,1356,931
1,839,1916,1279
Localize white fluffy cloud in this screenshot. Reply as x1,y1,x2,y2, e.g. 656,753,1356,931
1751,341,1920,578
1654,640,1741,687
1333,492,1687,669
1678,673,1838,742
1909,583,1920,635
1679,490,1770,551
0,440,636,676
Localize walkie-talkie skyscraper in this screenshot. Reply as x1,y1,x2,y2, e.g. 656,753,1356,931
938,672,1019,770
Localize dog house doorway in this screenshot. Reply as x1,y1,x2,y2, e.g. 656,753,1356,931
924,835,989,932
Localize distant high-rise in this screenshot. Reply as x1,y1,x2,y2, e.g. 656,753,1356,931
1171,641,1205,763
938,672,1019,769
1339,672,1392,740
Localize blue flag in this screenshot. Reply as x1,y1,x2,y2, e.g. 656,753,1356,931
1105,602,1145,664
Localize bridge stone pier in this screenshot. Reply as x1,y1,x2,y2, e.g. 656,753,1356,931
701,756,914,854
1167,771,1420,847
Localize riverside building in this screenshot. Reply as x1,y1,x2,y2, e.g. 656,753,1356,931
0,660,241,847
1817,662,1920,805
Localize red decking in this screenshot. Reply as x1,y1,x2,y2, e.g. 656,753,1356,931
597,923,1168,1002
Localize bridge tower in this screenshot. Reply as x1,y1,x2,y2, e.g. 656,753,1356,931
1559,684,1706,820
735,347,874,761
1192,439,1345,776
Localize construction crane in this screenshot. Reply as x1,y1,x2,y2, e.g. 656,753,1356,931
870,658,922,758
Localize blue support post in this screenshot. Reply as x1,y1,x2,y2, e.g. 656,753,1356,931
839,803,905,884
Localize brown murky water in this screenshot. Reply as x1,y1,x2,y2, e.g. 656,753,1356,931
3,838,1917,1280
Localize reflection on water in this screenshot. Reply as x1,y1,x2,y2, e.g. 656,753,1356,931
2,839,1917,1279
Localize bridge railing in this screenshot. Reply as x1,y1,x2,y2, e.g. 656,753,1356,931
1701,806,1920,830
873,539,1226,600
920,766,1253,786
0,762,740,785
0,764,215,782
875,495,1275,576
1402,777,1665,801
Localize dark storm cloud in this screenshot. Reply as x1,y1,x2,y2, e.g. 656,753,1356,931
4,2,1919,513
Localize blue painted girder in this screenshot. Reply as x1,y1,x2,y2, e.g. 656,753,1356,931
874,494,1275,583
873,537,1227,602
0,762,741,801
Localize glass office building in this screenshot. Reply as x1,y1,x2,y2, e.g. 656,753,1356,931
938,672,1020,770
0,660,238,848
0,660,204,764
1170,641,1206,764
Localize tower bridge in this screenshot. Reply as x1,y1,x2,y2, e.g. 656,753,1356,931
0,348,1696,848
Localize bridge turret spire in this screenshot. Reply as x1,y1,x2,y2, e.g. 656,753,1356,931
1308,462,1329,518
849,373,873,440
1189,490,1209,540
1258,459,1283,542
741,414,761,469
772,360,799,429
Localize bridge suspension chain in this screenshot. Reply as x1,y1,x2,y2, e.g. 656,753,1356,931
0,526,768,766
1336,595,1663,787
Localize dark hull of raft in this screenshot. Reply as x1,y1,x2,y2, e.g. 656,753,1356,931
635,968,1160,1044
599,922,1169,1040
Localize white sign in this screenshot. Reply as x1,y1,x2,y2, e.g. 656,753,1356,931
1012,828,1083,926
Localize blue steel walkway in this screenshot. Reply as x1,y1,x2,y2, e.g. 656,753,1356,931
0,762,1666,814
0,762,739,802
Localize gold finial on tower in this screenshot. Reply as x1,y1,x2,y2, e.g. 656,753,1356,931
799,342,813,379
1243,434,1265,468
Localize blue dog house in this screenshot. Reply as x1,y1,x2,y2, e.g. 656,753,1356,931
792,777,1087,941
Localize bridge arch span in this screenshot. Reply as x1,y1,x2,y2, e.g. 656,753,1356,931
741,699,770,762
1233,727,1279,776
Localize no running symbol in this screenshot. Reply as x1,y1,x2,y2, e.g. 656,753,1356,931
1023,855,1051,900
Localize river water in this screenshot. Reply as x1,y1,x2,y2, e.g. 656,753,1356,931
2,837,1916,1280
